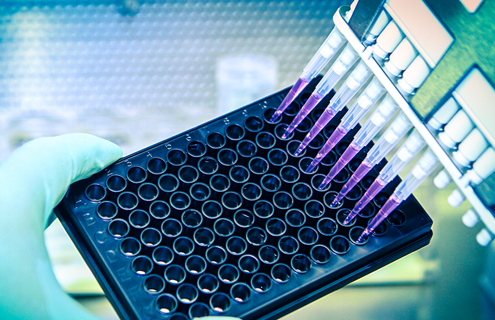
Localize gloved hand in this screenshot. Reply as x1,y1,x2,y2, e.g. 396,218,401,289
0,133,238,320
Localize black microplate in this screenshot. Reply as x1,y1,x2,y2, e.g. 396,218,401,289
55,77,433,320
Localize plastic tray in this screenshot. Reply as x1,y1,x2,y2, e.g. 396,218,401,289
55,77,433,320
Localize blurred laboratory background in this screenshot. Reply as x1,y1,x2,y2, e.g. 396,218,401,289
0,0,492,319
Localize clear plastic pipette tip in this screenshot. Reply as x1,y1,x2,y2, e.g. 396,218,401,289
333,161,374,209
271,78,310,122
357,150,438,241
294,62,372,155
282,93,322,139
318,144,360,189
305,126,346,172
271,28,345,122
283,45,359,139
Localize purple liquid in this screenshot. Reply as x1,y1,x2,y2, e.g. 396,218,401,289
333,161,373,208
271,77,310,122
306,125,345,170
283,93,322,138
295,108,337,156
318,144,360,189
349,178,386,219
358,194,401,242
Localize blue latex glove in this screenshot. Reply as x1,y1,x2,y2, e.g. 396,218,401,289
0,133,237,320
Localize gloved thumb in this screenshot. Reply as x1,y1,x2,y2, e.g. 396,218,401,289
0,133,122,320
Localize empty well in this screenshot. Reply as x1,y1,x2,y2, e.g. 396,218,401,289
127,166,147,184
161,219,183,238
167,149,187,166
185,255,207,276
147,158,167,175
226,236,248,256
158,174,179,193
132,256,153,275
246,227,267,246
194,227,216,247
210,174,230,192
207,132,226,149
198,274,220,294
96,201,118,220
291,254,311,274
266,218,287,237
218,148,238,166
198,157,219,175
170,192,191,210
117,192,139,211
259,245,280,265
176,283,198,304
190,183,211,201
129,210,150,229
238,255,260,274
237,140,258,158
218,264,240,284
189,303,210,318
253,200,274,219
153,246,174,266
230,165,250,184
187,141,207,158
206,246,227,265
165,265,186,285
108,219,130,238
271,264,291,284
226,124,246,141
144,275,165,295
285,209,306,227
156,294,178,314
137,183,159,202
149,200,170,219
141,228,162,247
234,209,255,228
310,245,332,265
120,238,141,257
210,293,232,314
231,283,252,303
251,273,272,293
106,175,127,193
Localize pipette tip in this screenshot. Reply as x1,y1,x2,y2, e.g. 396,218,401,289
305,159,320,174
270,110,283,122
294,146,305,157
330,193,344,208
318,176,332,190
282,125,296,139
357,230,370,243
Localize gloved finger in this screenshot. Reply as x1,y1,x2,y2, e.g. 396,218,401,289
0,133,122,320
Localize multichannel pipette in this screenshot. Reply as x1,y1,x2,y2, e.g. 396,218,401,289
281,45,359,138
333,118,420,209
357,150,438,242
291,62,373,152
270,28,346,122
303,80,386,172
347,130,426,225
314,98,401,190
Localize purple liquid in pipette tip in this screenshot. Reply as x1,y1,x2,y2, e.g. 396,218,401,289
334,162,373,207
282,93,322,139
295,109,337,156
318,144,360,189
357,195,401,243
350,178,386,218
271,78,310,122
309,126,347,171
